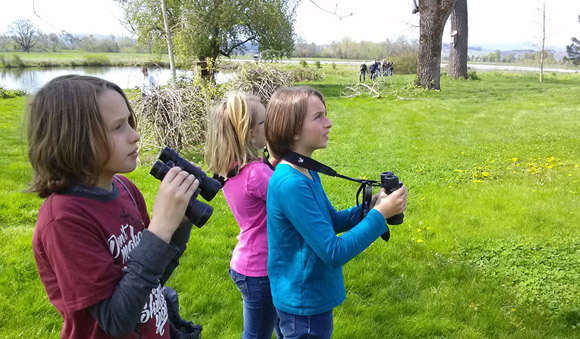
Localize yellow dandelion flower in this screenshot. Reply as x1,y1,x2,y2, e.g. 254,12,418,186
417,228,422,232
512,157,518,162
426,226,431,230
417,239,424,243
482,172,489,177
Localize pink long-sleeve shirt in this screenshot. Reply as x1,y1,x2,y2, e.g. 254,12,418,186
222,160,273,277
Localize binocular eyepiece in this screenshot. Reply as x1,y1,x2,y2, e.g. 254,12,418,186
150,147,221,227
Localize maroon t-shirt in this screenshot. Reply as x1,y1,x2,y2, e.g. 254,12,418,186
33,176,170,338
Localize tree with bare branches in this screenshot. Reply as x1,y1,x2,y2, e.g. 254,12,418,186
8,19,39,53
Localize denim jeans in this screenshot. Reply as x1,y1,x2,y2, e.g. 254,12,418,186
229,268,282,339
276,309,333,339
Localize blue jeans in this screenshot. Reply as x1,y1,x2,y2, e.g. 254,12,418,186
229,268,282,339
276,309,333,339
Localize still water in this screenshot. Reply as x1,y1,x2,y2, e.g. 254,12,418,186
0,66,233,92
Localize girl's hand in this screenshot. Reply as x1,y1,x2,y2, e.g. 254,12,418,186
148,167,199,243
372,185,407,220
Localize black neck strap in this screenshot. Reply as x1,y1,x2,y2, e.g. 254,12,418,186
282,151,376,185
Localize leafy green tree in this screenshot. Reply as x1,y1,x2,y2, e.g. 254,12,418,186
566,37,580,65
117,0,297,77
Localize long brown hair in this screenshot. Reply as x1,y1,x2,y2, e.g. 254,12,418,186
26,75,136,198
264,86,325,160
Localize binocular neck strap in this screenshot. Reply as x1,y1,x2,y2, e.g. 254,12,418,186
282,151,374,185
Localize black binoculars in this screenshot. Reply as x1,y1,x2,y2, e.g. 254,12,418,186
150,147,222,227
360,171,404,242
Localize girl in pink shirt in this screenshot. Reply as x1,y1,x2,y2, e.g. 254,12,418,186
205,92,280,339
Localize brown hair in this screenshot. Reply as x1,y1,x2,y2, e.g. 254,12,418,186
205,91,263,176
264,86,325,160
26,75,136,198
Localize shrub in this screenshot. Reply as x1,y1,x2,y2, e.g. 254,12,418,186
81,55,111,66
130,78,224,153
11,55,24,68
299,59,308,68
227,62,293,104
0,87,26,99
314,60,321,68
287,67,325,82
391,51,418,75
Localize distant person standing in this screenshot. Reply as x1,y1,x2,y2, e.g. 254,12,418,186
389,61,394,76
141,66,157,97
381,59,387,77
359,62,368,82
369,62,376,81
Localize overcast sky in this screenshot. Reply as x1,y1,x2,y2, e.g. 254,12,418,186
1,0,578,50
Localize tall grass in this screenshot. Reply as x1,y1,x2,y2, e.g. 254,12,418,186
0,71,579,338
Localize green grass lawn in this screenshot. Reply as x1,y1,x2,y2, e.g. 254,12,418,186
0,70,579,338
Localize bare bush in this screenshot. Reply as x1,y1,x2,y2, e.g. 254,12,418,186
227,62,293,104
130,80,224,153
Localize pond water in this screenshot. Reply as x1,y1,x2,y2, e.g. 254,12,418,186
0,66,234,92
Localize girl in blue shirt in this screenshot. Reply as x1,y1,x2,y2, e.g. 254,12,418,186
264,86,407,339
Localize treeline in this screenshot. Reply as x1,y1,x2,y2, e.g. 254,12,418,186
0,33,146,53
292,37,419,74
467,49,559,64
293,36,418,61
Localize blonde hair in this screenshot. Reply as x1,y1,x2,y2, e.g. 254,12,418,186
26,75,136,198
265,86,325,160
205,91,263,176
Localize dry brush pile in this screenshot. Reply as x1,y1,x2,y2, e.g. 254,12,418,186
131,62,322,153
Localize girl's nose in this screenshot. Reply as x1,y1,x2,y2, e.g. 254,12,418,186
130,127,140,143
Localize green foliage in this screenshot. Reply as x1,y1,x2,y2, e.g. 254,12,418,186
566,37,580,65
120,0,297,67
391,51,418,75
288,66,325,82
314,60,321,68
294,36,419,61
458,238,580,326
80,55,111,66
0,54,26,68
0,87,26,98
299,59,307,67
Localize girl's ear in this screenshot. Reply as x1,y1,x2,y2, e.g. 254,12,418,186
293,135,300,141
249,126,257,142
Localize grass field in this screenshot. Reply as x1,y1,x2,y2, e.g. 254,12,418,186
0,69,579,338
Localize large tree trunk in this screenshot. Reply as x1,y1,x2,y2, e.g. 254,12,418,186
448,0,468,79
416,0,456,89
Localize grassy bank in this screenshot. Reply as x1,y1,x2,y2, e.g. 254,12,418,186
0,51,170,68
0,71,579,338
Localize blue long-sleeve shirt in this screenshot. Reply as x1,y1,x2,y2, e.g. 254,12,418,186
267,164,388,315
